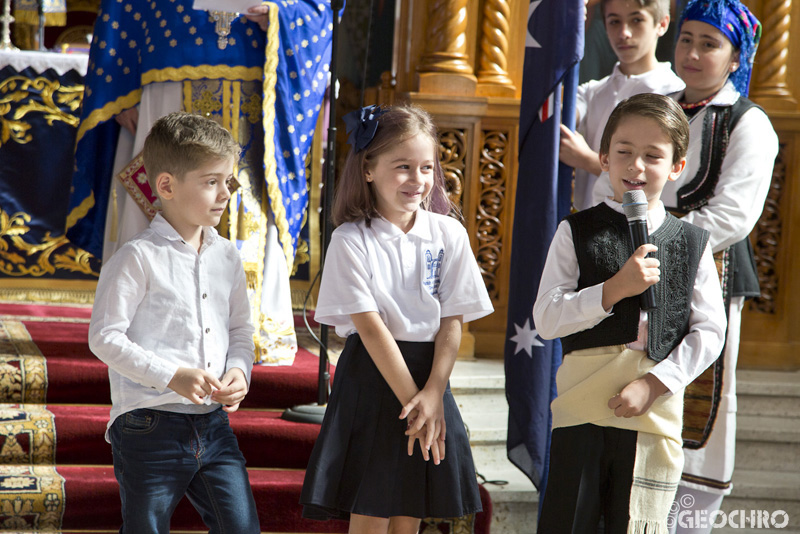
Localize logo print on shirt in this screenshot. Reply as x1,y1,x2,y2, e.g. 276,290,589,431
424,249,444,296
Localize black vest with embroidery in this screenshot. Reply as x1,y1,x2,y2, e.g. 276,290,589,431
561,203,710,363
671,97,761,298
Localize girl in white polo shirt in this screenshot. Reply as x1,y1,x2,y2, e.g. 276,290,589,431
300,104,493,533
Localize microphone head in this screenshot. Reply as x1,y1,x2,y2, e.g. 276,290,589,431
622,190,648,221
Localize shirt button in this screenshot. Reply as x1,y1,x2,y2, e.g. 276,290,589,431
202,293,207,299
207,362,211,368
205,328,210,333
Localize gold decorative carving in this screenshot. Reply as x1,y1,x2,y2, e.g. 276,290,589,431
749,142,786,315
417,0,473,75
438,128,466,206
0,75,83,148
477,0,514,90
751,0,795,102
0,210,99,278
476,131,507,301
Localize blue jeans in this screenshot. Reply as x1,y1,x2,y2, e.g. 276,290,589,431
109,407,260,534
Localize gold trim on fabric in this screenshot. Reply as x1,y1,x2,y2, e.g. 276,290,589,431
222,80,232,131
75,90,141,144
64,191,95,231
261,2,294,272
141,65,263,86
231,83,241,146
182,80,193,115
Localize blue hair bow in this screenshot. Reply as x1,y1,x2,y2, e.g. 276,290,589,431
343,105,387,153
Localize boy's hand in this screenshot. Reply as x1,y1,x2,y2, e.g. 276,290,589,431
211,368,249,413
559,124,601,176
608,374,669,417
244,5,269,32
168,367,223,405
602,244,660,311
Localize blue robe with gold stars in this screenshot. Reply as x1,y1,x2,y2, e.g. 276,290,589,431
66,0,335,270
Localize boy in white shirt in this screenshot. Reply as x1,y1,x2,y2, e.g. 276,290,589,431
89,112,260,533
534,94,725,533
560,0,685,211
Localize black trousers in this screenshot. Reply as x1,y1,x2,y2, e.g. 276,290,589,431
537,424,637,534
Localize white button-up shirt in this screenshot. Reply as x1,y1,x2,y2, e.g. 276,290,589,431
89,214,254,437
574,61,685,211
315,210,494,341
592,81,780,253
533,200,726,394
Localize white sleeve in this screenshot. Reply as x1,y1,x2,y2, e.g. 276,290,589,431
314,231,379,326
532,220,611,340
225,251,255,383
649,242,727,393
682,108,779,252
88,247,179,392
437,223,493,323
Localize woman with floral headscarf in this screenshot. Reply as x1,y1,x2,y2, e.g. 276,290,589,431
593,1,779,530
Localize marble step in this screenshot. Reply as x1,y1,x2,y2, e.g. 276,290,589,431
737,369,800,418
721,469,800,530
735,414,800,472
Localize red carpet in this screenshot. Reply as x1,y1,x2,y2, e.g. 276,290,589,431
0,301,491,533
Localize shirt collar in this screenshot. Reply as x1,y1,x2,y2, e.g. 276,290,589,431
368,209,434,241
603,197,667,232
671,79,739,109
150,212,221,247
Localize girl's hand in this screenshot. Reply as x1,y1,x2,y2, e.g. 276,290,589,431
244,4,269,32
399,387,445,449
211,368,249,413
608,374,668,417
407,422,446,464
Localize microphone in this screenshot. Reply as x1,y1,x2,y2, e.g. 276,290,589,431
622,190,657,311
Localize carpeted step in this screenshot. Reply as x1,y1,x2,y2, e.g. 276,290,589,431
39,350,330,408
54,465,351,532
2,318,330,408
5,464,488,533
3,405,320,468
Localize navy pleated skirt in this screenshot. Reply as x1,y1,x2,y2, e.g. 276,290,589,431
300,334,482,520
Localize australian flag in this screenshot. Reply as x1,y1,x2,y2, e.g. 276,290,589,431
504,0,584,499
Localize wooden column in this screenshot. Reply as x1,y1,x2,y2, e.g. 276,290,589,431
416,0,477,95
750,0,797,108
476,0,516,97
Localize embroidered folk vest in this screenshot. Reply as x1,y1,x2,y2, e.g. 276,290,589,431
671,97,762,298
561,203,709,363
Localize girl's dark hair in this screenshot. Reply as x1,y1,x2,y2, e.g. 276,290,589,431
333,104,454,226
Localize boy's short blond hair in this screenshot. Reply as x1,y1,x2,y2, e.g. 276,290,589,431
601,0,670,22
142,112,241,190
599,93,689,164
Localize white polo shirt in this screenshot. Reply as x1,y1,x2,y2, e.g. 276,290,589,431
315,209,493,341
